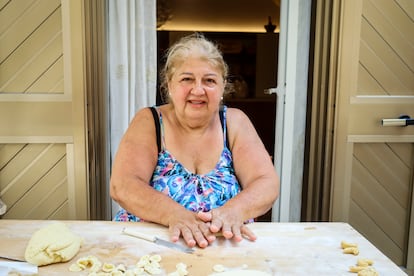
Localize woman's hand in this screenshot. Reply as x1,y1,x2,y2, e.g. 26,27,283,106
167,210,217,248
197,208,257,242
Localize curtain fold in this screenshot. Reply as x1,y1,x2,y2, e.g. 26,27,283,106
108,0,157,217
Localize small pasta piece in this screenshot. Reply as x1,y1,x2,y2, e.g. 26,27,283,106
75,258,88,269
133,267,145,274
357,258,374,267
115,264,126,272
77,256,93,268
69,263,84,272
145,266,162,275
167,262,189,276
176,267,189,276
176,263,189,275
149,254,162,262
150,260,161,268
140,254,151,262
358,267,379,276
136,259,148,268
124,270,135,276
213,264,226,272
350,266,367,273
341,241,358,249
90,261,103,272
101,263,115,273
176,263,187,270
343,247,359,255
69,255,101,272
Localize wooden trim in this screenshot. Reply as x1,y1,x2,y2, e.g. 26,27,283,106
348,135,414,143
350,96,414,104
330,0,363,221
324,0,341,221
303,0,332,221
84,0,111,220
66,144,76,219
0,136,73,143
303,0,340,221
61,0,73,99
0,94,71,102
63,0,89,220
407,146,414,271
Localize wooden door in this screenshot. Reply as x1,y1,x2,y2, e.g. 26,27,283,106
331,0,414,269
0,0,88,219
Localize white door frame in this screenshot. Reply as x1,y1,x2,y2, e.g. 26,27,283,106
271,0,312,222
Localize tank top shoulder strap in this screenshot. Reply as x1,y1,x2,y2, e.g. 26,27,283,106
219,105,230,149
149,106,161,152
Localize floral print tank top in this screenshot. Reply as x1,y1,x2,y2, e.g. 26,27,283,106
114,105,241,222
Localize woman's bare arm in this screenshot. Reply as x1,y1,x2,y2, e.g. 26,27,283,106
110,108,215,247
199,108,280,240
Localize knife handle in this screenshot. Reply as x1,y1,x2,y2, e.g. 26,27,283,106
122,228,156,242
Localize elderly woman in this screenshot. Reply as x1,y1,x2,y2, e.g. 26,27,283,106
110,33,279,248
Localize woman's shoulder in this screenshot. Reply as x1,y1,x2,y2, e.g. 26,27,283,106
225,106,257,144
225,106,250,123
130,106,155,124
132,104,169,121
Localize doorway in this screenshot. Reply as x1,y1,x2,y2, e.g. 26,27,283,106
156,4,280,221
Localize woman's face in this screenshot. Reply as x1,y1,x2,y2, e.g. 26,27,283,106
168,56,225,121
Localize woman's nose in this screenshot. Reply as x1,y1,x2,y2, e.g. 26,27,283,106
191,81,205,95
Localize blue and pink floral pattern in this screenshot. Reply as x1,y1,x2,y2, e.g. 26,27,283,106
114,106,241,221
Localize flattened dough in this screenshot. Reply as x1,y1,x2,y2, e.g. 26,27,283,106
209,270,271,276
25,222,82,266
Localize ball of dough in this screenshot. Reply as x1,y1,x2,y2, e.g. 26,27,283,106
24,222,82,266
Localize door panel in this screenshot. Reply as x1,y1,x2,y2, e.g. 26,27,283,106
331,0,414,268
351,142,412,264
0,0,88,219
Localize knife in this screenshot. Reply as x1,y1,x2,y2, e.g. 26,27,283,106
0,256,39,274
122,228,195,254
0,255,26,262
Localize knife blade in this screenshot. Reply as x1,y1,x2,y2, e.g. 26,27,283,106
122,228,195,254
0,255,26,262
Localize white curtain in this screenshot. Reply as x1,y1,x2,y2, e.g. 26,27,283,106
108,0,157,218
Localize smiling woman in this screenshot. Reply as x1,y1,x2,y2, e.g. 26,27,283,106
110,33,279,249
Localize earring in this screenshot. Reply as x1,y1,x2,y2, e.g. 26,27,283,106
220,96,223,101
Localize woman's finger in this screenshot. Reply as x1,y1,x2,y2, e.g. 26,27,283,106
241,225,257,241
180,226,197,247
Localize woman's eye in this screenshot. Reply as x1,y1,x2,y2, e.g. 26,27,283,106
205,78,216,85
179,77,192,83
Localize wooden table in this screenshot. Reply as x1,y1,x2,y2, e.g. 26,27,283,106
0,220,407,275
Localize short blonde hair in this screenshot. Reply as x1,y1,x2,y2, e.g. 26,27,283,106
159,33,229,102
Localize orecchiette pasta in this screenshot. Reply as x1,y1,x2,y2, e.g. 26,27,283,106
343,247,359,255
167,262,189,276
341,241,358,249
349,257,377,275
357,259,374,267
68,253,165,275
